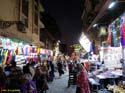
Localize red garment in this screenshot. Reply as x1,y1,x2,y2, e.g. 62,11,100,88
84,61,89,72
15,48,18,55
122,24,125,40
7,51,12,64
107,26,112,46
77,70,90,93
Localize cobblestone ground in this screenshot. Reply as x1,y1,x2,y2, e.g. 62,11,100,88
46,71,76,93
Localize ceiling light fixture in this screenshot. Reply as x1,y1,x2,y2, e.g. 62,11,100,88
93,24,98,27
108,2,116,9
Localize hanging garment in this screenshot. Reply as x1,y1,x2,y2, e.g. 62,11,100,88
123,24,125,40
32,47,35,53
30,47,32,54
107,26,112,46
18,47,21,55
0,49,2,64
122,24,125,45
111,31,114,47
23,47,26,55
7,51,13,64
26,47,29,56
121,24,125,46
3,39,7,49
12,50,16,61
0,49,4,64
2,50,8,64
6,39,11,49
112,24,117,47
15,47,18,55
34,48,37,54
0,38,3,48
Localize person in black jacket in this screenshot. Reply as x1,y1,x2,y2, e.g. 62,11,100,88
49,61,55,81
57,61,64,78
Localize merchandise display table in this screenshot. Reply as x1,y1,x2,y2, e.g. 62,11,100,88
107,84,125,93
89,69,123,90
89,78,100,91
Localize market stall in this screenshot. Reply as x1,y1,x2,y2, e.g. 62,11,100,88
88,12,125,92
0,36,36,66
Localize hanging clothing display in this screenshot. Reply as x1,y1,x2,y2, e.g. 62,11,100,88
120,23,125,46
107,26,112,46
120,13,125,46
0,36,40,66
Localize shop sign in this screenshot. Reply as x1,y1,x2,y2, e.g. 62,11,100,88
79,33,91,52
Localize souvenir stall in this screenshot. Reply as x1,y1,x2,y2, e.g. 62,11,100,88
106,12,125,93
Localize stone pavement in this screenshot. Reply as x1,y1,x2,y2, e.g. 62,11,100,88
46,71,76,93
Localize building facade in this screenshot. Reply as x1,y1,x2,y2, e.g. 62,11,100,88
0,0,45,47
81,0,106,41
40,11,62,50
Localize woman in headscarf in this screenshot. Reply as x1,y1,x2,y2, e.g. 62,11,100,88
77,63,90,93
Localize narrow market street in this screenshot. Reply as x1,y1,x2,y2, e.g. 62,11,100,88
46,72,76,93
1,0,125,93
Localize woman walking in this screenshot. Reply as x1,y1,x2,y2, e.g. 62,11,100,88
77,63,90,93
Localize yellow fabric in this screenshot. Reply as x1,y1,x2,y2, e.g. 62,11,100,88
2,50,8,65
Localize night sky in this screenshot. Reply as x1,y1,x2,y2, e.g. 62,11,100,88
42,0,84,45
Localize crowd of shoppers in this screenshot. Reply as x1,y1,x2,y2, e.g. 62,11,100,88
0,58,57,93
0,53,91,93
0,54,69,93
